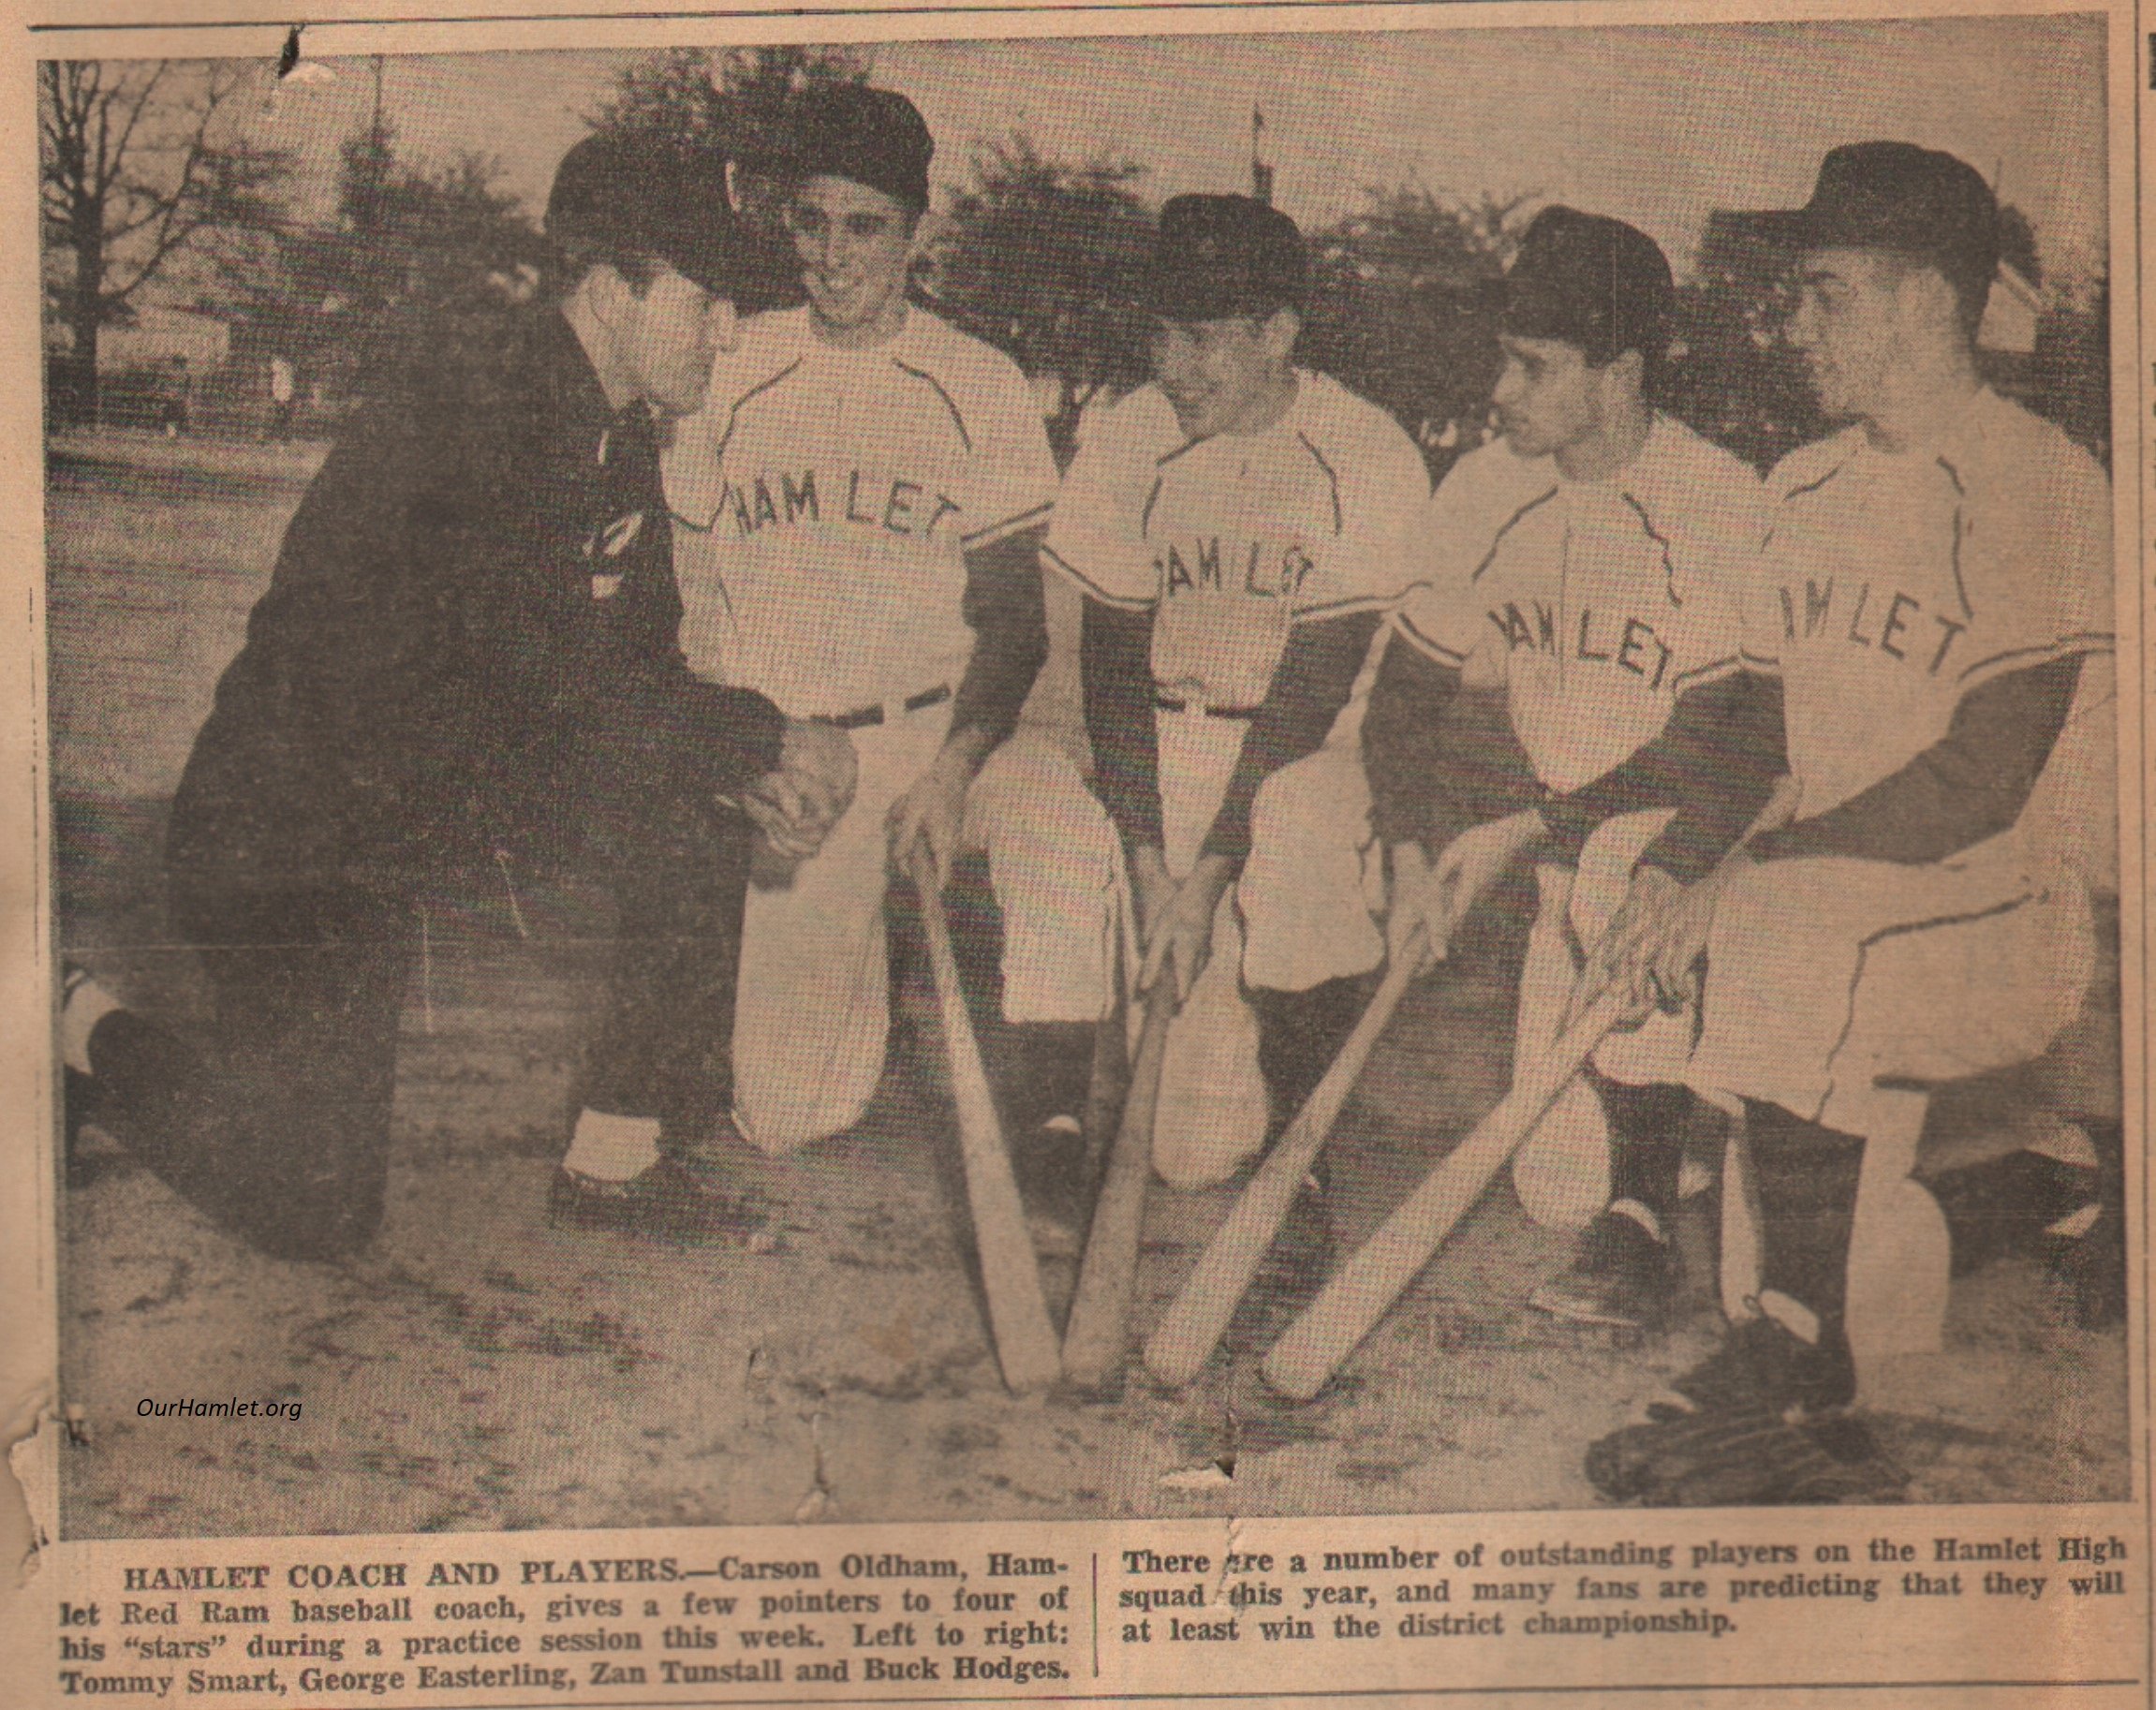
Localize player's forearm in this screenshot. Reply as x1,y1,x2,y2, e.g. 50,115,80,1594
1539,671,1786,879
1079,596,1165,848
1201,610,1381,862
1750,654,2084,866
949,527,1051,751
1634,673,1788,881
1362,629,1463,847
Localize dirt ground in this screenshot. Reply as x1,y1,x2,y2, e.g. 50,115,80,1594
46,433,2130,1540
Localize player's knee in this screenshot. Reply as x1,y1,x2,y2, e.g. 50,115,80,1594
1249,748,1360,858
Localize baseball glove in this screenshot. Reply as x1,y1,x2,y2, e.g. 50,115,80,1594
1587,1405,1908,1507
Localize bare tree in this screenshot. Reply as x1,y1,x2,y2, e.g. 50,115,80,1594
38,58,290,421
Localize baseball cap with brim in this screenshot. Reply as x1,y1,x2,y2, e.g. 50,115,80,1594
1142,194,1307,322
547,132,746,300
744,82,934,212
1734,140,2000,291
1500,204,1674,366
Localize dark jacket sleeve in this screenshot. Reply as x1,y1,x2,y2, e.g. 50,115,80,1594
950,525,1051,747
1749,654,2083,866
422,401,786,803
1538,671,1787,879
1363,632,1544,850
580,597,789,800
1080,597,1163,849
1202,611,1381,862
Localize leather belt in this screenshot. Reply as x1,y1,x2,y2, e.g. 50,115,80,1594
832,683,952,730
1155,689,1262,720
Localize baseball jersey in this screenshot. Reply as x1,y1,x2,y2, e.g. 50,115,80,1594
664,304,1059,718
1391,415,1764,795
1750,387,2113,820
1041,371,1430,710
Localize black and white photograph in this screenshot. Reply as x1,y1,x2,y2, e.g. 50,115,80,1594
37,6,2131,1552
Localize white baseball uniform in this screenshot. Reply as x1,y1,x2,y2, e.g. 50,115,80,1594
1688,387,2113,1142
1670,388,2113,1368
1261,415,1765,1225
666,303,1060,1154
1043,370,1429,1187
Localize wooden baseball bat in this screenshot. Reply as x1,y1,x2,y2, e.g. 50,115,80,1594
1143,939,1424,1389
1261,989,1628,1401
908,852,1061,1394
1060,981,1176,1391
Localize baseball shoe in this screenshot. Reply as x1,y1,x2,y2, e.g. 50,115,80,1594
1653,1309,1857,1421
1529,1208,1676,1330
2045,1133,2125,1331
547,1155,762,1245
1586,1402,1906,1507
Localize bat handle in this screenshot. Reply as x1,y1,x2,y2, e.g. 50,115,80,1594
1142,945,1419,1388
1262,991,1626,1402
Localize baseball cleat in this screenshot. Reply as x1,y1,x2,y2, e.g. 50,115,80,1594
546,1157,763,1245
1652,1310,1858,1421
1529,1209,1676,1330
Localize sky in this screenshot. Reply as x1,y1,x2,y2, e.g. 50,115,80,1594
239,12,2109,283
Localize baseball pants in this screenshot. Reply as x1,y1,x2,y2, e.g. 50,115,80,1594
727,718,1127,1155
77,780,754,1260
1568,824,2096,1370
1240,746,1647,1227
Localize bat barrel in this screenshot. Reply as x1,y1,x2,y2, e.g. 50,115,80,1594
909,853,1061,1394
1061,986,1175,1390
1261,991,1625,1402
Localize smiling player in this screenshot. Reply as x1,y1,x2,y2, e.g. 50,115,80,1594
1044,193,1431,1189
662,83,1064,1156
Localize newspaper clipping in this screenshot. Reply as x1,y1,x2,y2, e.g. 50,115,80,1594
2,0,2148,1703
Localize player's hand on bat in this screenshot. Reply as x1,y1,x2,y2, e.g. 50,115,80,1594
887,745,972,887
1133,848,1233,1008
1384,841,1446,973
1578,864,1688,1022
1398,809,1545,966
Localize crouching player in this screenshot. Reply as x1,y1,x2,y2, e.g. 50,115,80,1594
1242,206,1778,1302
1582,144,2117,1506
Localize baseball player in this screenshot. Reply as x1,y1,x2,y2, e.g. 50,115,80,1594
1043,193,1431,1190
1243,206,1779,1299
663,83,1066,1155
1584,143,2116,1506
59,134,856,1260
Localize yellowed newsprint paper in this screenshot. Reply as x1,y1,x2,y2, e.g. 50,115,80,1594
0,0,2148,1703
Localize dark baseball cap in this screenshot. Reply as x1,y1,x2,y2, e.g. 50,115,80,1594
747,82,934,212
1141,194,1307,322
546,132,746,300
1501,205,1674,368
1739,140,2000,298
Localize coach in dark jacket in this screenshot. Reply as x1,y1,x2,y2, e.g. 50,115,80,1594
64,135,855,1260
